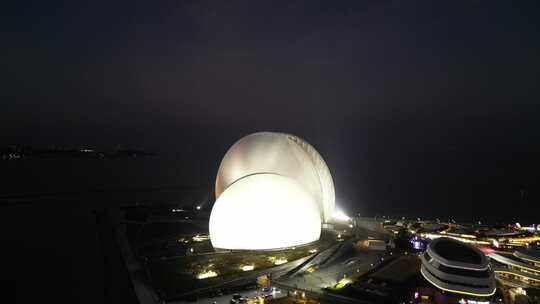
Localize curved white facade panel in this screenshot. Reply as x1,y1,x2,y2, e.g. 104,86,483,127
209,173,322,250
210,132,334,250
215,132,335,222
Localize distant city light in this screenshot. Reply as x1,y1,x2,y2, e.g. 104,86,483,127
521,225,537,232
410,236,425,250
196,205,201,210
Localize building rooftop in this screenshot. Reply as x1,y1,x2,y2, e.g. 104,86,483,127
478,227,524,237
433,238,482,264
515,247,540,263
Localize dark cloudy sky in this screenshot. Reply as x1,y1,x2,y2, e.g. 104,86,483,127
2,1,540,220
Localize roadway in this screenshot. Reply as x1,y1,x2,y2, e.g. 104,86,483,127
276,240,382,291
176,224,392,304
170,287,287,304
170,240,383,304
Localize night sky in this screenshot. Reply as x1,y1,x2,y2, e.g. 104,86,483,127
2,1,540,303
3,0,540,218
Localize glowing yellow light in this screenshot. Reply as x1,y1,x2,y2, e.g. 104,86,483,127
334,278,352,289
241,265,255,271
508,236,540,243
196,270,218,279
192,234,210,242
274,258,287,265
309,248,318,253
489,255,540,275
422,233,489,245
494,270,540,283
515,255,540,265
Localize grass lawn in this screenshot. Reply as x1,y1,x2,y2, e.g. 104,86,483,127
370,255,420,283
148,234,336,299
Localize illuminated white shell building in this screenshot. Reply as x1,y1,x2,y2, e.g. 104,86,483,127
209,132,335,250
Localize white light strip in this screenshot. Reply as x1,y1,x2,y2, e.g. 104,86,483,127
420,268,496,297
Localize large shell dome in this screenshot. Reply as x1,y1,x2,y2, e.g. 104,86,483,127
209,132,335,250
